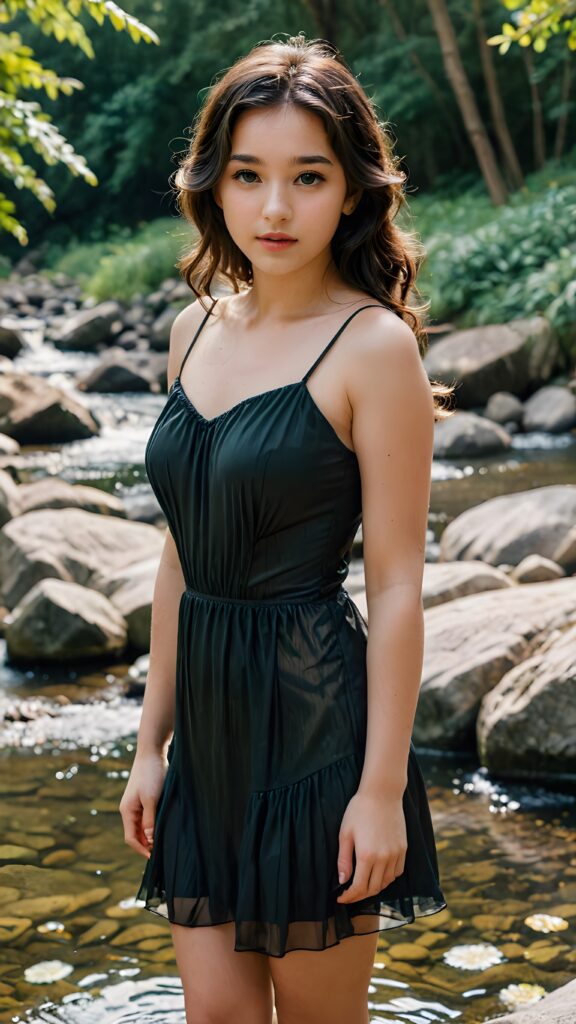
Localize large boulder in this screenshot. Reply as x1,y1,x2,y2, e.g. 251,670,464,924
434,411,511,457
3,578,128,661
424,317,558,406
477,623,576,781
0,507,165,608
415,578,576,752
522,385,576,433
0,373,99,444
440,485,576,567
102,556,161,652
17,478,126,517
422,561,512,609
55,301,124,351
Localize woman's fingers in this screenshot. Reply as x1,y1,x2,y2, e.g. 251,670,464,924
120,799,151,859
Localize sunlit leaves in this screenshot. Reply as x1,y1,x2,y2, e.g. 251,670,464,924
1,0,160,244
487,0,576,52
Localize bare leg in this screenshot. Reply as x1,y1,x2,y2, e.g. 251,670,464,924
170,920,274,1024
270,928,378,1024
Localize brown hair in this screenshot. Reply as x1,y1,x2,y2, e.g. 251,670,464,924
172,33,454,419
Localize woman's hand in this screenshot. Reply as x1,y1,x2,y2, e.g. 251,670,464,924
119,750,169,859
336,789,407,903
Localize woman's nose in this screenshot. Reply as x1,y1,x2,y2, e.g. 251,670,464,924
261,186,292,220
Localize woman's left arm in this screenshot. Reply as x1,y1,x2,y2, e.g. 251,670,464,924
336,310,435,904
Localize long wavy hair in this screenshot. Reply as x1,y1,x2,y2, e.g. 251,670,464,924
172,33,454,418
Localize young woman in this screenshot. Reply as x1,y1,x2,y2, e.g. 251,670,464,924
120,33,450,1024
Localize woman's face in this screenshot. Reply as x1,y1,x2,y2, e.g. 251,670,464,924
213,103,358,276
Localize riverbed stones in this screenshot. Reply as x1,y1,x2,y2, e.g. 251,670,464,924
0,320,24,359
423,316,558,406
434,411,512,457
484,391,524,426
102,557,159,652
79,353,153,393
477,622,576,779
483,977,576,1024
0,468,22,526
422,561,512,608
439,485,576,567
4,578,128,661
522,385,576,433
55,301,124,351
0,918,32,942
416,578,576,752
17,478,126,517
511,555,565,583
0,373,99,444
0,507,165,609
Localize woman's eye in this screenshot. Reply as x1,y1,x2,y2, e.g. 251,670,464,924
231,170,324,186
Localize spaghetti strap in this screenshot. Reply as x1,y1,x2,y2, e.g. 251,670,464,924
178,299,219,377
301,304,386,384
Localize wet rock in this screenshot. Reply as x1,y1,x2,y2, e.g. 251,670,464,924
387,942,430,961
423,316,558,407
4,578,128,661
416,578,576,750
477,623,576,779
434,411,511,457
0,320,25,359
0,372,99,444
0,432,20,456
2,894,74,919
440,485,576,567
423,561,513,609
103,558,159,652
553,526,576,574
0,917,32,942
55,302,124,351
511,555,566,584
0,845,39,864
18,478,126,517
0,506,164,609
484,391,524,425
0,468,22,526
79,354,153,393
483,977,576,1023
41,850,76,867
522,386,576,433
77,919,121,945
110,922,169,945
149,306,179,351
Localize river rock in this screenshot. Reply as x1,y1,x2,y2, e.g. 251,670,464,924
103,557,159,652
423,316,558,406
3,578,128,661
0,468,22,526
522,385,576,433
484,391,524,425
0,917,32,942
433,411,511,457
422,561,513,608
415,578,576,750
0,373,99,443
0,506,164,608
79,354,153,393
553,526,576,573
149,306,178,350
439,485,576,566
17,478,126,517
55,301,124,351
483,977,576,1024
0,320,25,359
477,623,576,779
0,432,20,456
511,555,566,583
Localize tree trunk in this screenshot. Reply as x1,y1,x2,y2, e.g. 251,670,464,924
380,0,469,166
472,0,524,191
554,52,573,160
426,0,508,205
522,47,546,169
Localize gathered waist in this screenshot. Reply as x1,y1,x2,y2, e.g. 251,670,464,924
183,584,348,608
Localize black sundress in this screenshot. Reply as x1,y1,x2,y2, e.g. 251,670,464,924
136,298,447,957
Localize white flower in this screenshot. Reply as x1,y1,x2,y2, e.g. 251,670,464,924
499,983,546,1009
443,943,504,970
24,960,74,984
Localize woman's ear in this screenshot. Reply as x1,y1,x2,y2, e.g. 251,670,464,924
342,190,362,215
212,188,222,209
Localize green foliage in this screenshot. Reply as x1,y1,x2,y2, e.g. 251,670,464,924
488,0,576,53
417,178,576,336
44,217,195,301
0,0,159,244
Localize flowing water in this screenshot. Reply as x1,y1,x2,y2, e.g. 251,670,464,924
1,342,575,1023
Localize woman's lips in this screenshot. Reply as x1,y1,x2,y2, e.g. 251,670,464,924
257,237,297,251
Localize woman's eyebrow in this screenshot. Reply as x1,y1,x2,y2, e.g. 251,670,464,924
229,154,334,166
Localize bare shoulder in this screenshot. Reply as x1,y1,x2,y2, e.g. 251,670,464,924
166,297,218,388
345,305,431,410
